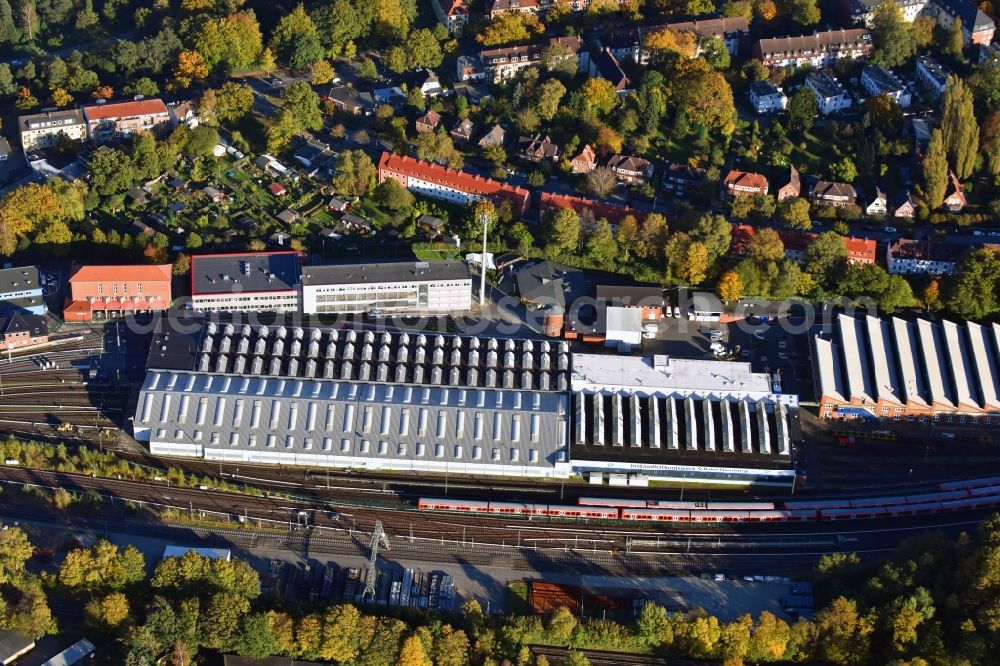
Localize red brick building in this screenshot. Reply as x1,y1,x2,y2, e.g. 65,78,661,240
0,312,48,350
378,152,530,216
82,99,172,144
65,264,172,321
539,192,635,226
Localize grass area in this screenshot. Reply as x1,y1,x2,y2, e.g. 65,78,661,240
506,581,531,616
412,242,460,261
787,130,842,178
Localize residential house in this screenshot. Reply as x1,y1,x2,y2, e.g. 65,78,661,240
18,109,87,152
723,170,768,196
754,29,872,69
749,80,787,113
479,36,586,83
607,154,654,185
451,119,475,144
622,17,749,63
126,187,148,206
373,86,406,108
916,56,951,98
293,139,335,176
866,187,888,216
417,215,446,237
64,264,172,321
0,312,48,350
887,239,961,274
588,48,630,91
539,192,635,226
81,99,172,144
378,151,531,215
934,0,995,45
811,181,857,208
518,134,560,162
268,182,287,197
776,165,800,202
255,154,289,177
415,110,442,133
277,208,300,224
487,0,541,18
327,85,375,115
328,197,350,212
456,54,485,81
478,124,506,149
202,186,225,202
731,224,877,265
806,72,851,115
944,172,967,211
433,0,470,34
909,117,933,155
861,65,912,108
571,145,598,174
0,137,9,160
454,81,492,103
169,99,199,128
0,266,45,316
890,191,916,218
661,162,706,195
851,0,927,23
417,69,444,96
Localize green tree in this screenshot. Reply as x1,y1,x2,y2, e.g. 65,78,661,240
0,527,33,584
788,87,818,133
215,82,254,122
699,36,730,69
132,132,161,180
397,634,432,666
780,197,812,230
269,4,324,68
791,0,820,25
586,220,618,268
535,79,566,121
319,604,362,662
546,208,580,255
186,125,220,158
948,248,1000,318
871,0,916,67
85,592,130,630
434,627,470,666
87,148,136,197
405,29,443,70
830,157,858,183
234,613,280,658
941,78,978,179
547,606,578,643
332,150,377,197
563,651,590,666
691,212,732,264
923,128,948,208
199,592,250,651
803,231,849,287
637,602,671,647
59,541,146,593
374,178,415,212
814,597,874,666
947,17,964,59
283,80,324,132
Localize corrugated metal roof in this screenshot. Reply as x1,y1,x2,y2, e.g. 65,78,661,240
838,314,873,403
942,320,980,409
967,322,1000,409
814,336,845,402
891,317,927,406
917,318,953,408
865,315,901,404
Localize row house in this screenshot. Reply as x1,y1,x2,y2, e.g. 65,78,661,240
82,99,172,144
479,36,586,83
852,0,928,23
916,56,952,98
600,16,749,63
456,54,486,82
64,264,173,321
607,155,654,185
748,80,787,114
861,65,912,108
754,29,872,69
805,72,852,115
433,0,470,34
488,0,627,18
722,169,768,196
539,192,635,226
18,109,86,152
811,181,857,208
887,239,962,275
731,225,876,265
378,152,531,216
0,313,48,350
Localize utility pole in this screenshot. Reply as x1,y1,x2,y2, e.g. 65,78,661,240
362,521,390,601
478,210,488,307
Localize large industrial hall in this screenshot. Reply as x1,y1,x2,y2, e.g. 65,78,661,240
133,317,800,486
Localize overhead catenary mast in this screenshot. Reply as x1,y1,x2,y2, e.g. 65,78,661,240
362,520,390,600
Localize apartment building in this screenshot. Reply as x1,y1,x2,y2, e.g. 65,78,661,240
190,251,303,313
82,99,172,144
18,109,87,152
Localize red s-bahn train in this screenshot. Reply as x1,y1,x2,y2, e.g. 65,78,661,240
416,477,1000,523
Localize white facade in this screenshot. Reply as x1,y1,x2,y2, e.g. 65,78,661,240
861,66,912,108
916,56,950,98
807,73,852,115
191,290,301,313
19,111,87,152
749,83,787,114
302,279,471,315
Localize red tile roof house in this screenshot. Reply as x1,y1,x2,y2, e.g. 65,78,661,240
723,170,768,196
570,145,598,174
378,151,530,216
64,264,172,321
415,110,442,133
776,165,800,202
944,172,967,211
539,192,635,227
81,99,172,144
268,182,287,197
518,134,560,162
731,224,876,265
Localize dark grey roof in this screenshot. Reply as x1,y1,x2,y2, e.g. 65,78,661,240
750,80,781,98
863,64,905,93
596,284,665,307
191,252,301,295
917,56,951,85
301,261,470,287
0,630,34,661
18,108,85,133
0,266,41,295
936,0,995,31
515,261,586,312
807,71,845,99
0,312,47,337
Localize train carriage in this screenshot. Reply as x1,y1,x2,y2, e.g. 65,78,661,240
966,485,1000,498
821,507,889,520
417,498,490,513
783,499,853,511
903,490,970,504
621,508,691,522
885,502,942,517
546,504,619,519
848,495,909,509
486,502,549,516
689,510,751,522
577,497,647,508
648,500,707,509
705,501,775,511
939,476,1000,491
942,494,1000,511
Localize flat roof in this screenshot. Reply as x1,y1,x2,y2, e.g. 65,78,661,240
301,260,470,287
191,252,301,295
571,354,786,402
